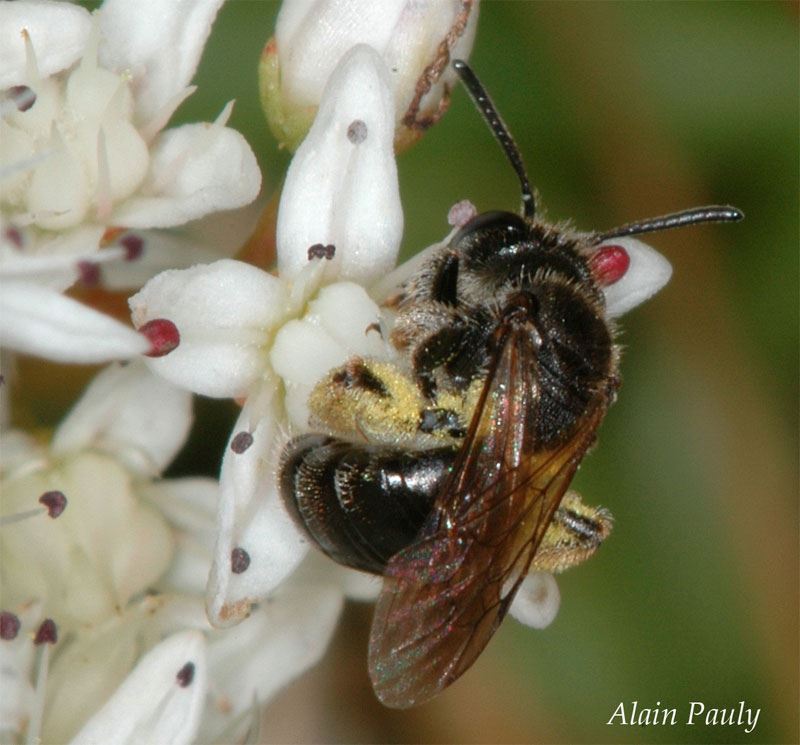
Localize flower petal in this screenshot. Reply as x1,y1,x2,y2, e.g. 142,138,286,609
207,380,309,628
599,238,672,317
206,584,343,723
111,121,261,229
508,571,560,629
69,631,207,745
130,260,287,398
0,1,92,88
51,361,193,476
277,44,402,284
97,0,224,128
0,280,149,363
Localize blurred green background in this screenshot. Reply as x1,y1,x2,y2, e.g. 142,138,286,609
71,2,799,743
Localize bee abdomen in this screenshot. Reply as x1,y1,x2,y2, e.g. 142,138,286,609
279,434,455,574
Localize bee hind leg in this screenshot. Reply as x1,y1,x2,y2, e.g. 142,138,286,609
532,490,614,574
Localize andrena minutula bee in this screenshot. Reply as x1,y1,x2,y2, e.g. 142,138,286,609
279,59,743,708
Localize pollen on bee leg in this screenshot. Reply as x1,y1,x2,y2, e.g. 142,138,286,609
140,318,180,357
590,244,630,286
448,199,477,227
0,490,68,526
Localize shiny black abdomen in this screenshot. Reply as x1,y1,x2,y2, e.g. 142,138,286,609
279,435,455,574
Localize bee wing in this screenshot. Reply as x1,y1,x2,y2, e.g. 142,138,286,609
367,319,607,708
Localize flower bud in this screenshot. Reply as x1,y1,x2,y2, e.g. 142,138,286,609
260,0,480,151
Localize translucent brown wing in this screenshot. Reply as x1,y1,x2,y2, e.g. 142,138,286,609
367,318,608,708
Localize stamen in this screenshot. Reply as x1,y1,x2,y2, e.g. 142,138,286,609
140,319,180,357
448,199,477,227
0,491,67,527
230,547,250,574
347,119,368,144
119,233,144,261
0,611,21,640
28,619,57,745
230,431,254,454
77,260,101,286
4,225,24,248
176,661,195,687
22,30,42,87
8,85,37,113
590,245,630,287
95,127,113,221
307,243,336,261
39,490,67,518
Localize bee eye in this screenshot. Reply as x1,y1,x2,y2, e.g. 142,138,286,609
589,244,630,286
454,211,529,269
454,210,527,244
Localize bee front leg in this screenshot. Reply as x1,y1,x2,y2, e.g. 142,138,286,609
532,490,614,574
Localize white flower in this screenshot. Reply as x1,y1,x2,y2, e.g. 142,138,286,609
129,46,404,628
261,0,480,149
0,362,348,743
0,0,262,363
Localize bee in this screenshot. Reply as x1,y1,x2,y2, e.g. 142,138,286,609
279,59,743,708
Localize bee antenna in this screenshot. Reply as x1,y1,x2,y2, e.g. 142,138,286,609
592,205,744,243
453,59,535,220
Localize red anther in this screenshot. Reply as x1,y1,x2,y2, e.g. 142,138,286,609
77,260,101,287
39,491,67,518
33,618,58,645
230,431,254,454
0,612,21,640
120,234,144,261
230,547,251,574
590,244,630,286
176,661,195,687
4,225,23,248
141,319,180,357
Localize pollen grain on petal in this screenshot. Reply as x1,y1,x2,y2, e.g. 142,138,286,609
0,611,21,640
141,318,181,357
38,490,67,519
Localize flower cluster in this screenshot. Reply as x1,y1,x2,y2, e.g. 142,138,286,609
1,0,675,741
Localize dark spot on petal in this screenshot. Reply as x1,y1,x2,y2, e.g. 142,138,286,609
230,431,253,454
77,260,101,287
231,547,250,574
0,612,21,640
9,85,36,112
39,490,67,519
141,318,180,357
176,661,195,687
347,119,368,144
33,618,58,645
120,234,144,261
307,243,336,261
